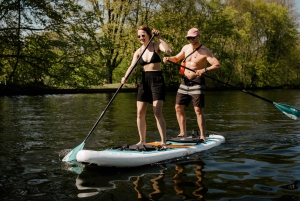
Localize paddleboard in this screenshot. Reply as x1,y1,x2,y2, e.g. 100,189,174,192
76,134,225,167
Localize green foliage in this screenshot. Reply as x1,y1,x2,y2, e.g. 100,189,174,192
0,0,299,88
219,0,300,88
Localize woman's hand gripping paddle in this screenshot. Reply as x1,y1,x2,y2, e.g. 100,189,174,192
62,35,156,162
167,60,300,120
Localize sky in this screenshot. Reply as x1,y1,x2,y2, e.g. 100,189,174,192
295,1,300,30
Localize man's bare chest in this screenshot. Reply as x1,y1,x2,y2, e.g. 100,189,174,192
185,52,206,64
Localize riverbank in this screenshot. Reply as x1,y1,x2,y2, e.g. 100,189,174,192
0,84,139,96
0,84,181,96
0,84,298,96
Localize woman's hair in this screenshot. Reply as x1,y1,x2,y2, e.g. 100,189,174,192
137,25,152,37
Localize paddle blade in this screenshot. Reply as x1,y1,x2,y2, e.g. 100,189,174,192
274,102,300,120
62,142,85,162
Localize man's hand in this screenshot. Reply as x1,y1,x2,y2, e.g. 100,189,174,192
196,69,206,77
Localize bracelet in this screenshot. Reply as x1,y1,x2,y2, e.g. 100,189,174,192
204,68,208,73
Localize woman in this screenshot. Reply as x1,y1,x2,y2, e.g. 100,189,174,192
121,25,172,148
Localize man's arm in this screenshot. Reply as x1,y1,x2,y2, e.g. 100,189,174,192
163,45,187,63
196,47,221,76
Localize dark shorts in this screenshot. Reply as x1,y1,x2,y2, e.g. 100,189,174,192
137,71,166,104
176,77,206,107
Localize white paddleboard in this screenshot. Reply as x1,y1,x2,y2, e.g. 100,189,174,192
76,134,225,167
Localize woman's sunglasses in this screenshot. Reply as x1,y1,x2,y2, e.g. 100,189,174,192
186,36,196,40
137,35,146,38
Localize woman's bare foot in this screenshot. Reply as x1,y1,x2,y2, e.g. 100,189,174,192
177,133,186,137
160,143,167,150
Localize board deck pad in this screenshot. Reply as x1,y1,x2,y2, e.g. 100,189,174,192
166,136,204,143
147,142,194,148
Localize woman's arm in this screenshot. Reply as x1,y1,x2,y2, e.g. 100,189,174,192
121,49,140,84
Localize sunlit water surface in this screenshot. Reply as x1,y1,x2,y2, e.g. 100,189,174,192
1,89,300,201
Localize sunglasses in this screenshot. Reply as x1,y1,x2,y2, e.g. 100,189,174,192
137,35,146,38
186,36,196,40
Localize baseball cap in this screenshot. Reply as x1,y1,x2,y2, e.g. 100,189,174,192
186,28,200,37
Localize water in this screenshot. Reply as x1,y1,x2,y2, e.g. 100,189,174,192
1,89,300,201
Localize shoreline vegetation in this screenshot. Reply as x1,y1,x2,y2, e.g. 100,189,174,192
1,1,300,92
0,84,137,96
0,83,299,96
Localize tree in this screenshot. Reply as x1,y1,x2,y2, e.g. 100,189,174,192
0,0,108,87
225,0,299,87
0,0,65,85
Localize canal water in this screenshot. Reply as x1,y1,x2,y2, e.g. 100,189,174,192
1,89,300,200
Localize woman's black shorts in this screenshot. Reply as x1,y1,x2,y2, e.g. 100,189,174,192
137,71,166,104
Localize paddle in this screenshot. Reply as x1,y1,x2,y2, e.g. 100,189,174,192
62,35,156,162
167,60,300,120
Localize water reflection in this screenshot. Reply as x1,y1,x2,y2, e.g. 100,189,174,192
75,165,166,199
75,159,207,200
133,173,165,200
172,160,207,200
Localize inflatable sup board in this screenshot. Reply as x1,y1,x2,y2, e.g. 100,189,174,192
76,134,225,167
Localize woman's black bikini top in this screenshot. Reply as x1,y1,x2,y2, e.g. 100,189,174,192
139,43,161,66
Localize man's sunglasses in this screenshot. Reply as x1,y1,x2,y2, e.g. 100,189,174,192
137,35,146,38
186,36,196,40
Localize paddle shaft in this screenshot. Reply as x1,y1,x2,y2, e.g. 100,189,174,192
83,35,156,142
168,61,273,104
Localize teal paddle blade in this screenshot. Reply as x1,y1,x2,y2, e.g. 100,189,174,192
67,161,83,174
274,102,300,120
62,142,85,162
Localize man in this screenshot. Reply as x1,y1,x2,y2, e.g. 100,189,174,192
163,28,221,141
